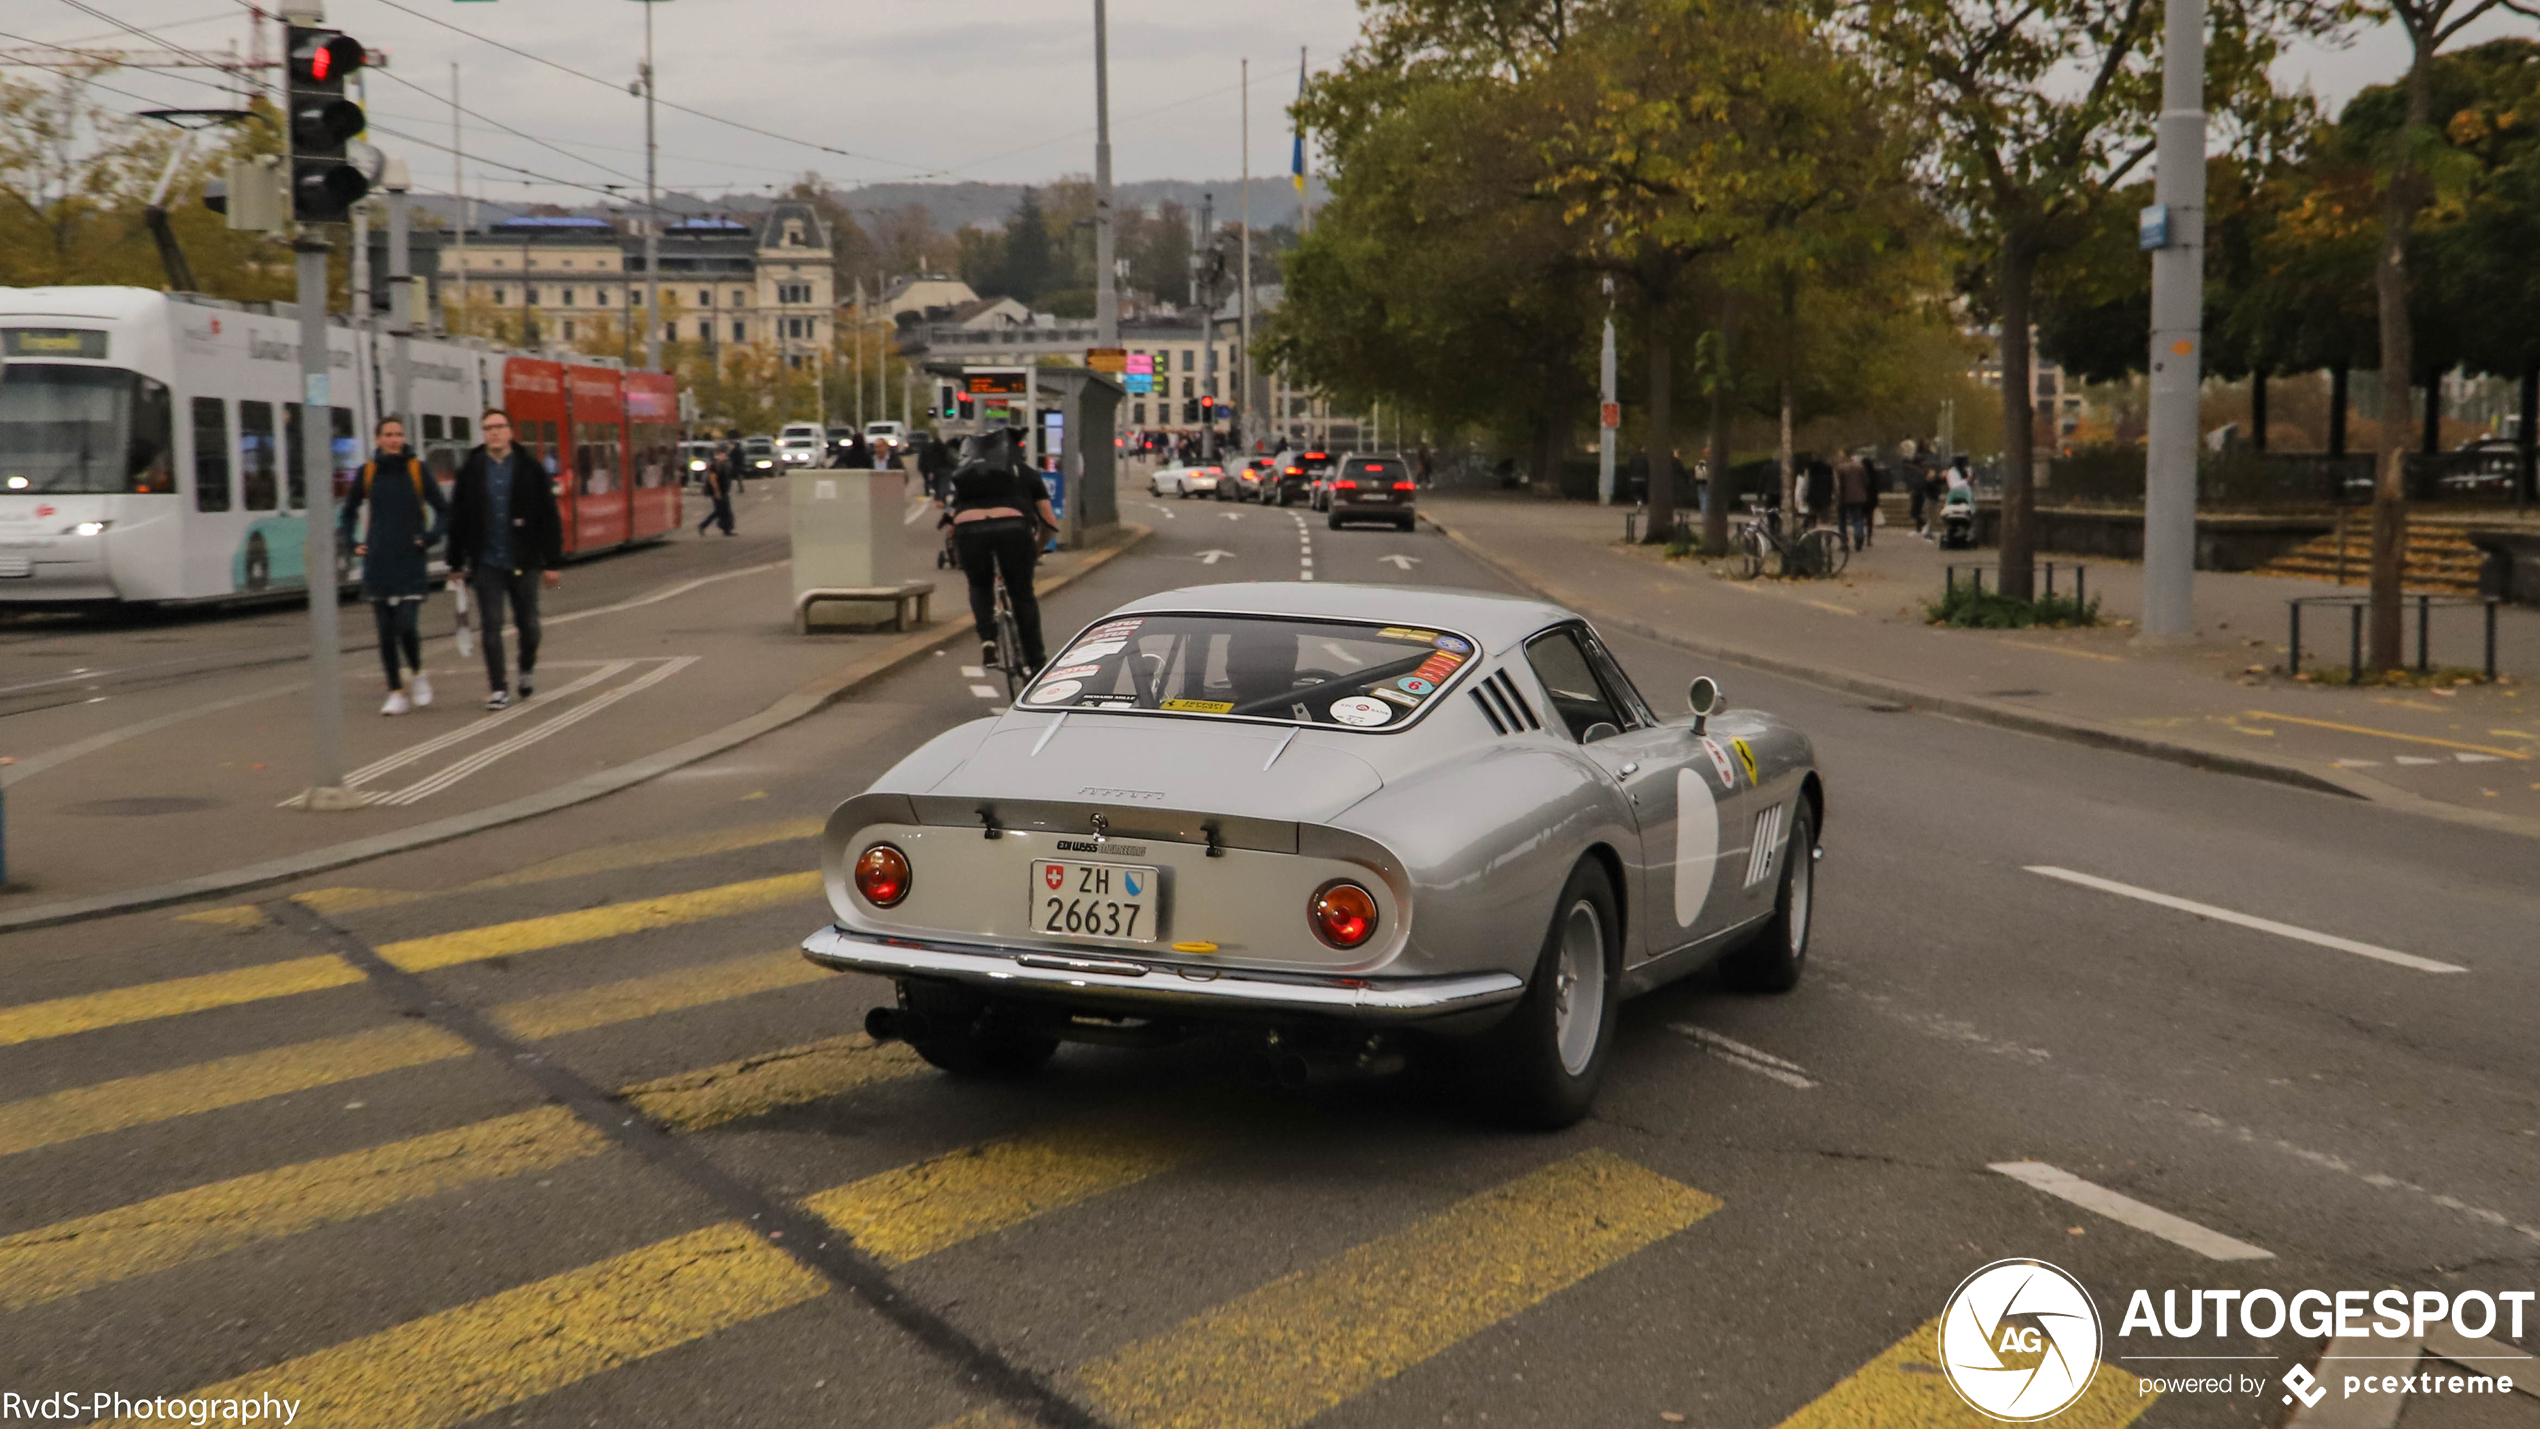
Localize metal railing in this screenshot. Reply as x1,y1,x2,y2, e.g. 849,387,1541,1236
1943,562,2088,606
1621,506,1694,544
2286,593,2501,682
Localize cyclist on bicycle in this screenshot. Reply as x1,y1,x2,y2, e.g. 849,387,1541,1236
938,428,1057,675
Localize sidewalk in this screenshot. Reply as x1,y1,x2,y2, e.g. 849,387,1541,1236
0,485,1145,928
1423,494,2540,838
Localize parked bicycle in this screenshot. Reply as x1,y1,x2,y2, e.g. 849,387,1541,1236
1733,497,1849,579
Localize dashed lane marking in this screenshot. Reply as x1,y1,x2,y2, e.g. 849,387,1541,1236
1670,1023,1818,1089
0,1032,918,1304
0,1106,607,1311
969,684,1003,699
374,870,823,973
1771,1316,2156,1429
104,1116,1194,1429
1989,1161,2274,1261
176,816,825,926
2245,711,2530,760
2025,866,2467,974
102,1220,830,1429
1071,1150,1720,1429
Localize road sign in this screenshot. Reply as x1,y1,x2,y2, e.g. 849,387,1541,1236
1086,347,1128,374
1600,401,1621,430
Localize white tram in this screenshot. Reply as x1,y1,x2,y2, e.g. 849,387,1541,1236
0,286,680,605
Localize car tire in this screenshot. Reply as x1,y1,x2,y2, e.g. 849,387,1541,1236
1719,803,1815,993
1467,858,1621,1130
896,981,1058,1077
1327,512,1343,530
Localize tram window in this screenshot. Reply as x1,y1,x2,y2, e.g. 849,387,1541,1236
332,408,357,502
238,401,277,511
191,397,231,512
282,403,306,509
422,414,445,443
451,416,470,443
131,378,173,492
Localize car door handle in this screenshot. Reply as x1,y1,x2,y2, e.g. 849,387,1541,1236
1619,762,1639,774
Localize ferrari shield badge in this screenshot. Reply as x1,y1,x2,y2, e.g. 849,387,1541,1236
1699,737,1737,790
1729,737,1761,785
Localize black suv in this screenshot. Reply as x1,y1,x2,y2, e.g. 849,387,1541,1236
1269,450,1335,507
1326,453,1417,530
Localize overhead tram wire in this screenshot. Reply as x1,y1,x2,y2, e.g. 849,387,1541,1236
358,0,939,178
53,0,237,74
364,66,647,190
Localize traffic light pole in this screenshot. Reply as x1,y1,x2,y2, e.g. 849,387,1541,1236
1092,0,1117,350
638,0,660,371
297,236,354,809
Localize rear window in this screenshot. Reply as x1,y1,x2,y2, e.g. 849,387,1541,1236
1017,612,1480,731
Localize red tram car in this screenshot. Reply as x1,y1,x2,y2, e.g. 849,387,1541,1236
494,356,681,558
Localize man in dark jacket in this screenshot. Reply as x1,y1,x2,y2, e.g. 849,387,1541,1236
446,408,564,709
340,416,448,715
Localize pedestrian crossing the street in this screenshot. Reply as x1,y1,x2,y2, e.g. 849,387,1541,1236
3,833,2185,1429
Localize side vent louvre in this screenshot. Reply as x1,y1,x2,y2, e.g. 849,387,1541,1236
1470,688,1509,735
1489,671,1541,731
1744,803,1786,887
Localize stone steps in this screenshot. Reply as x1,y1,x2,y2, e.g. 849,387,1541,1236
2258,515,2485,594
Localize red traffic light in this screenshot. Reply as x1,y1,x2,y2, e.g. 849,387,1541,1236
291,33,365,84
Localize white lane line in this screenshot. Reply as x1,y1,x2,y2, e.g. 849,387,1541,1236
7,683,301,789
377,657,697,805
960,665,987,678
1989,1161,2274,1261
968,684,1001,699
543,561,785,628
1670,1024,1817,1089
2024,867,2466,974
317,661,635,795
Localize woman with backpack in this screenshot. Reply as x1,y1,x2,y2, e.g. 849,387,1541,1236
339,416,449,715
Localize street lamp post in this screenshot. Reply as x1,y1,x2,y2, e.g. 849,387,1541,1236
628,0,663,371
1093,0,1117,349
2140,0,2206,640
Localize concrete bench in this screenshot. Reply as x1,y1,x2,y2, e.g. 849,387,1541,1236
796,582,933,634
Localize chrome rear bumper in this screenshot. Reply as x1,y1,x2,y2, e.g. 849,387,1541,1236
801,925,1525,1022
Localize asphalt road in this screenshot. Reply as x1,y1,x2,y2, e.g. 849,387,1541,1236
2,481,2533,1429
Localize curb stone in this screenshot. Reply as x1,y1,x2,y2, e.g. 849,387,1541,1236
0,526,1152,933
1425,516,2540,845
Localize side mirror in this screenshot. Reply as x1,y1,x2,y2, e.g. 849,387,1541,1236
1687,676,1725,733
1581,721,1622,745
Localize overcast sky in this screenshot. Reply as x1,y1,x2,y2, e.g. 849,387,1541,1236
33,0,2538,211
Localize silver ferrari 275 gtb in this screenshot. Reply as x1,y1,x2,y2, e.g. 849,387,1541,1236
802,583,1824,1127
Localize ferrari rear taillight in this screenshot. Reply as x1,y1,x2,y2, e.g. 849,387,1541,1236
853,843,911,907
1310,881,1378,949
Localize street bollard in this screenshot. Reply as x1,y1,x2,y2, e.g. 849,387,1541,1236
2418,594,2432,675
2349,604,2363,684
2289,601,2303,677
2488,599,2500,682
0,781,8,886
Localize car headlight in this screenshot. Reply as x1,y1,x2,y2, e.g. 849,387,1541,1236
70,520,112,536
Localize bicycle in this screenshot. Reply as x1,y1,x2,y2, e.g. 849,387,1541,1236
1733,500,1849,580
990,566,1028,700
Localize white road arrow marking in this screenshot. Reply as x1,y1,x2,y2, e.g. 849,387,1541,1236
1197,549,1234,565
1224,511,1243,520
1378,554,1421,570
2456,752,2504,763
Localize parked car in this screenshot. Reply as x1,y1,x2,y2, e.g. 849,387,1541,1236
801,583,1825,1128
1327,453,1418,531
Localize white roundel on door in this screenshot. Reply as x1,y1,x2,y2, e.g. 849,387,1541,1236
1674,766,1721,927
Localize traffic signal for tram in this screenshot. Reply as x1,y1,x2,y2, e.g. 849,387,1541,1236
286,25,370,223
1200,395,1215,421
939,385,958,420
957,391,976,421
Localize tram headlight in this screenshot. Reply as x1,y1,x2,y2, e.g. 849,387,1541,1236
69,520,111,536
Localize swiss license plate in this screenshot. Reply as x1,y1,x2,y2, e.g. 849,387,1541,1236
1029,860,1159,944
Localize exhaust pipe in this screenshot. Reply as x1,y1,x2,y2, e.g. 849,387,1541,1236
1272,1048,1407,1091
865,1006,928,1044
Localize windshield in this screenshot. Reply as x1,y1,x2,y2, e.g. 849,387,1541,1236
0,364,173,495
1016,612,1479,731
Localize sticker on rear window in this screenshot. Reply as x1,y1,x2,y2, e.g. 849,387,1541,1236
1043,663,1103,681
1032,679,1084,703
1372,687,1421,708
1328,696,1393,726
1062,639,1127,661
1375,627,1437,643
1434,635,1471,653
1161,698,1234,714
